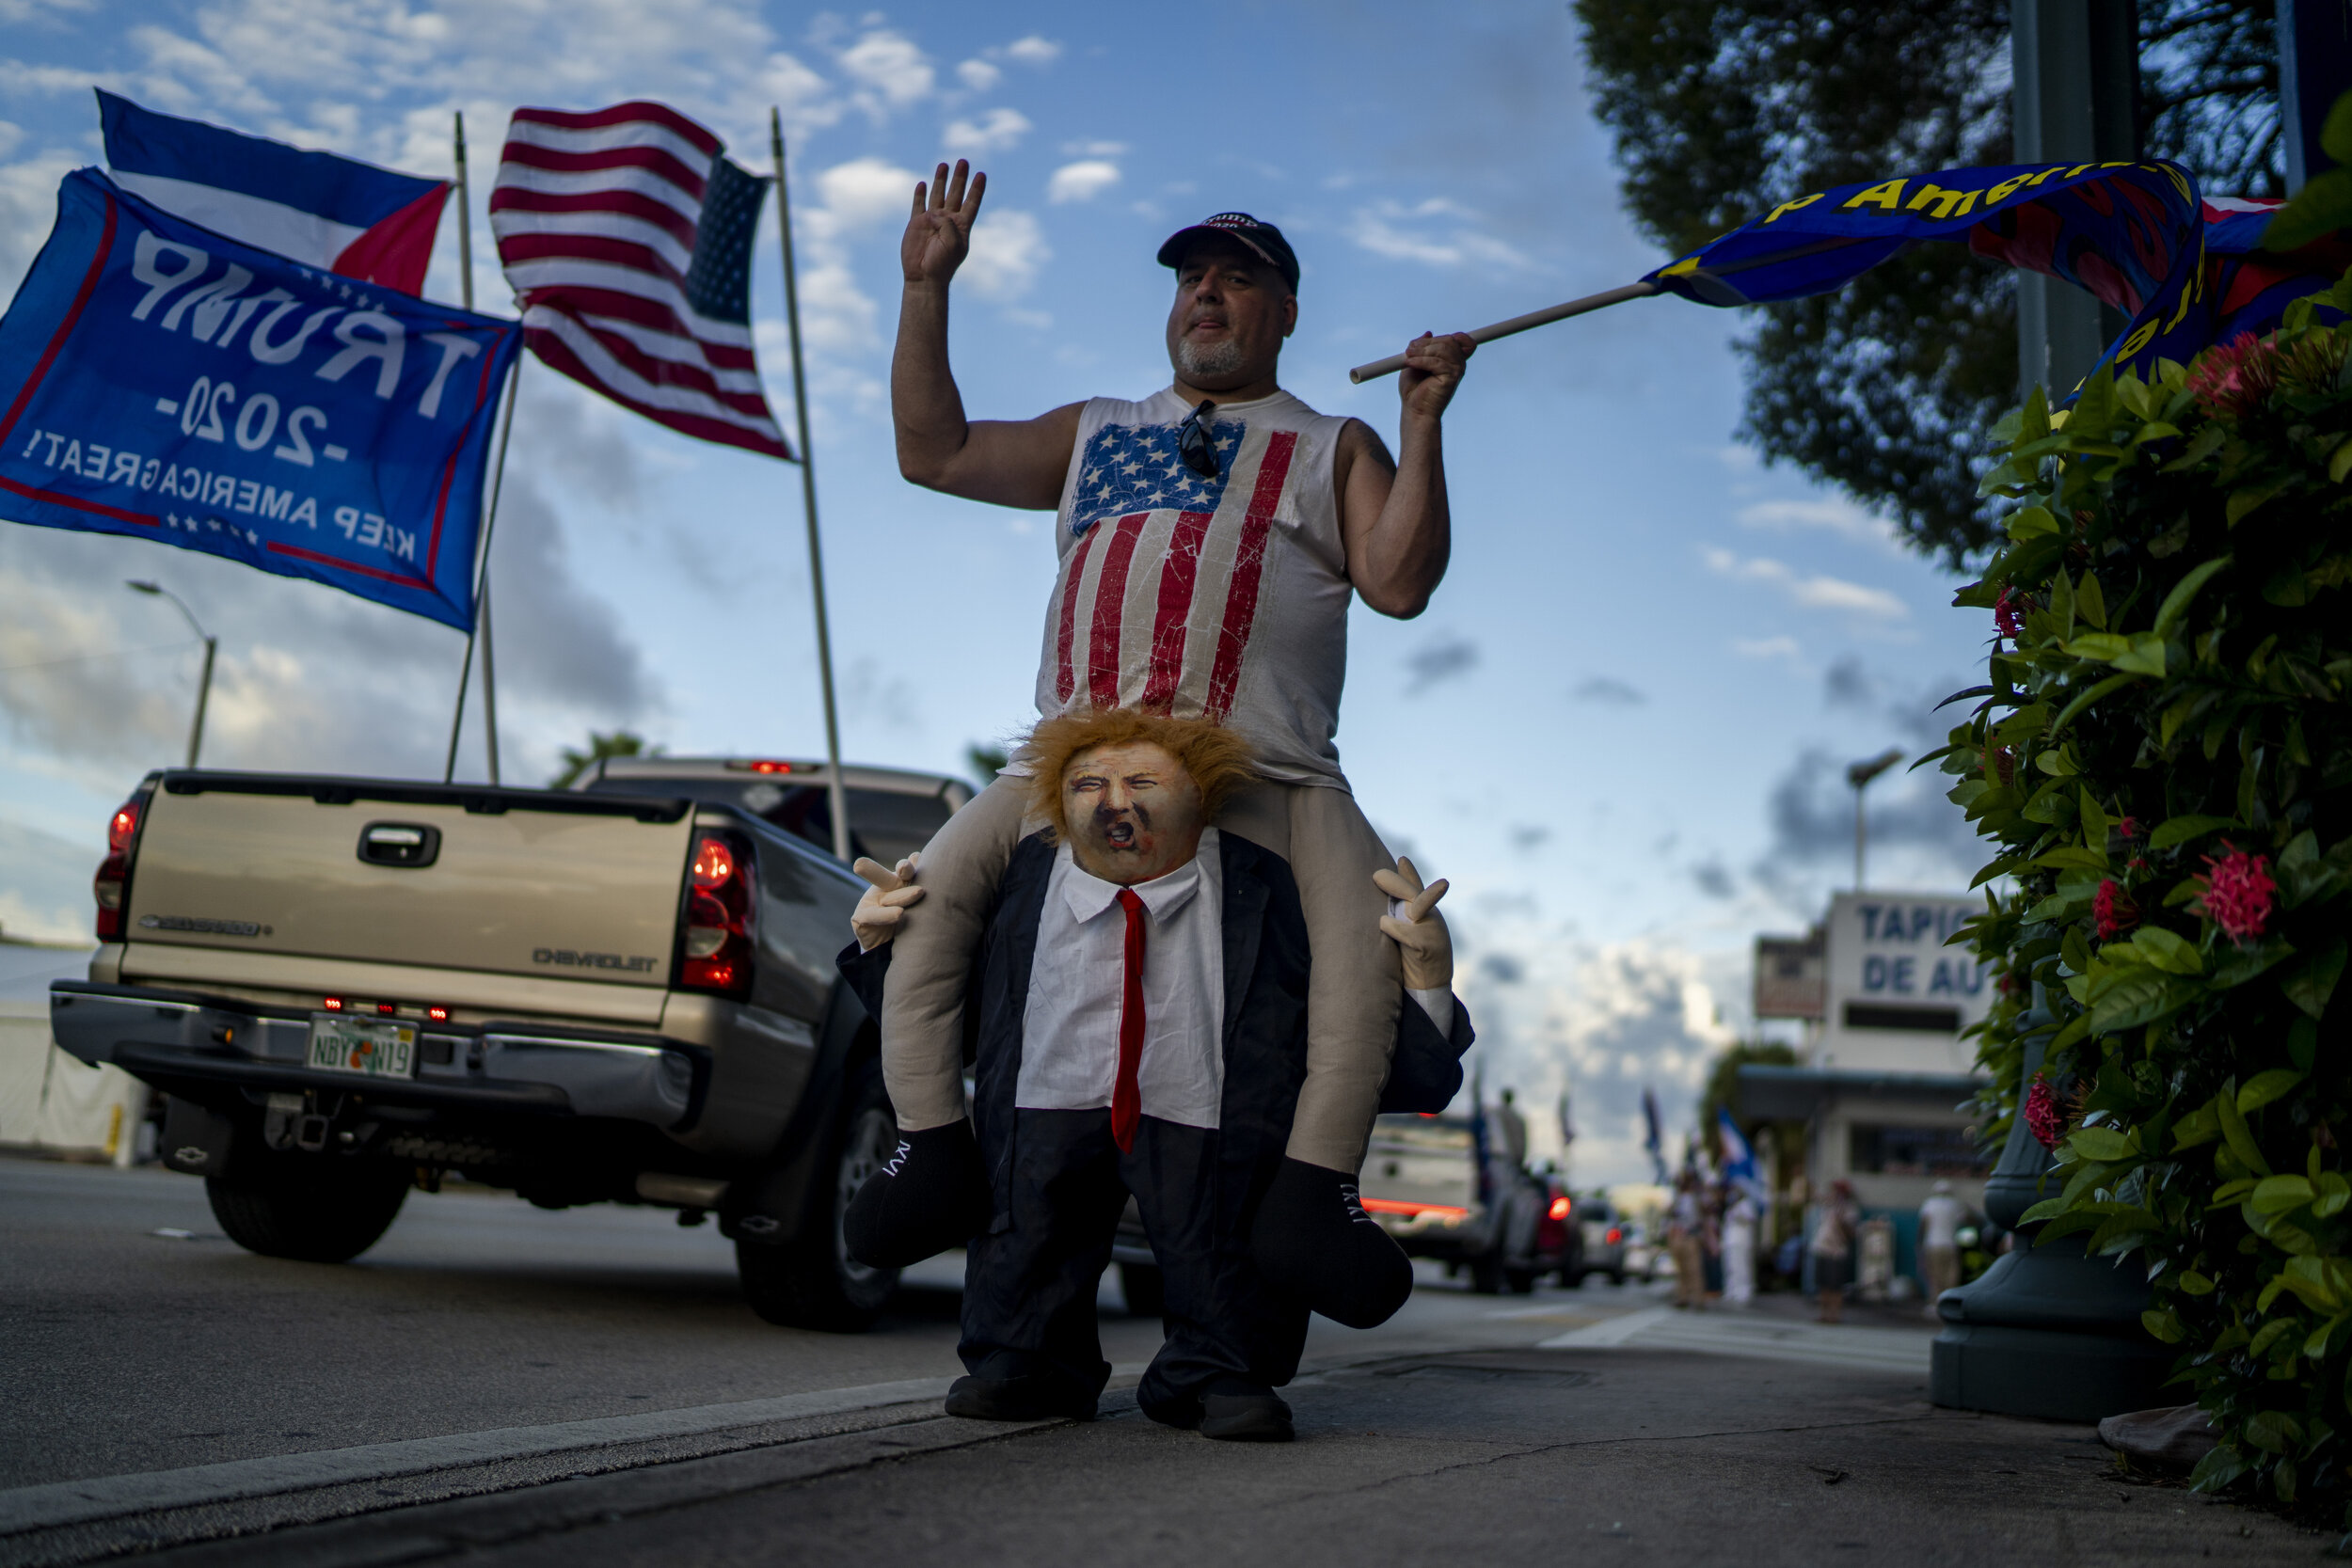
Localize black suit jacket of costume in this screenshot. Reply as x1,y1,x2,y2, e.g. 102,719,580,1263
837,830,1473,1235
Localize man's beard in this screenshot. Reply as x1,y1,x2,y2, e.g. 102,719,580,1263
1175,336,1247,379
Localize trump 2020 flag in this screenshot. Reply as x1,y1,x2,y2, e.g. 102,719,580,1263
0,169,520,630
98,91,449,296
1643,160,2350,391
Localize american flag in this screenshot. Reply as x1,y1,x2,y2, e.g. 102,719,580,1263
1048,414,1297,721
490,103,789,459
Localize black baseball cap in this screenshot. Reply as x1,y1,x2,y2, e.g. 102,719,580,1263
1157,213,1300,293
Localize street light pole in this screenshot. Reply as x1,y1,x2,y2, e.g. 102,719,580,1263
1844,747,1905,891
126,580,215,768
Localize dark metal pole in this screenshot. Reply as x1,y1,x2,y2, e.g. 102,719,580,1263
2010,0,2140,400
189,636,215,768
771,107,852,862
445,361,520,784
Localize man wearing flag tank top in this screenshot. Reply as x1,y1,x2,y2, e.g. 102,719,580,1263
878,157,1475,1323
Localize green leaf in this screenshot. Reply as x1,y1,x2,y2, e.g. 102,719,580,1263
2179,1270,2217,1295
2143,1307,2185,1343
2211,1177,2260,1207
2171,1100,2222,1150
2063,631,2131,662
2017,1196,2069,1226
2163,424,2228,472
2068,1126,2138,1163
2265,165,2352,252
2050,673,2140,735
2128,926,2203,974
2004,504,2059,541
2238,1069,2306,1115
2284,940,2348,1021
2250,1175,2317,1214
2218,1084,2273,1178
2244,1409,2304,1455
2087,969,2199,1034
2150,814,2237,850
2075,570,2107,628
2227,486,2280,528
2153,556,2232,639
2036,847,2109,872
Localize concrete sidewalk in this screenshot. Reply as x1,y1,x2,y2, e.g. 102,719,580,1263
112,1336,2318,1567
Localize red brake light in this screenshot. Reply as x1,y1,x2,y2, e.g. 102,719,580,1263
680,832,755,998
93,794,143,941
377,1002,397,1017
324,997,344,1011
1549,1196,1572,1220
691,836,737,889
1606,1227,1623,1244
427,1006,450,1022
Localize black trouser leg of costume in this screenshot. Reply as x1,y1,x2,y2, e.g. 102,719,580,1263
960,1109,1309,1414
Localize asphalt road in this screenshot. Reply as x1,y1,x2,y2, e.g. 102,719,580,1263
0,1157,1629,1492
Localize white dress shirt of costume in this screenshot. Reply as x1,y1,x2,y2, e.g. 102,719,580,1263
1017,829,1228,1131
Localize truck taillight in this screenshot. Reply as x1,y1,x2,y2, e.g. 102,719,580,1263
1549,1196,1572,1221
680,831,754,998
93,795,144,941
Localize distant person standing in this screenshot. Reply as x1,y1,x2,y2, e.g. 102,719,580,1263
1667,1171,1707,1310
1917,1179,1967,1321
1811,1179,1860,1324
1721,1183,1758,1308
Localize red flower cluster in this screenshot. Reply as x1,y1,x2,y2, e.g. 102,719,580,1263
2116,816,2137,841
2198,844,2278,943
2024,1075,2065,1150
1987,746,2015,787
1994,586,2023,641
2093,879,2139,940
2186,332,2280,418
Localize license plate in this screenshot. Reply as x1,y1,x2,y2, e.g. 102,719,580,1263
307,1015,417,1079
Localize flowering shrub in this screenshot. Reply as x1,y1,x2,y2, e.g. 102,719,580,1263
1946,278,2352,1516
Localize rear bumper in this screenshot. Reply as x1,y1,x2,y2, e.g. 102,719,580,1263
50,980,697,1130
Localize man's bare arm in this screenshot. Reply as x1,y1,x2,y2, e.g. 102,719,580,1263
1338,331,1474,619
891,160,1079,509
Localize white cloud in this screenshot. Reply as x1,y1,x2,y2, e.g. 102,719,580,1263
812,156,924,234
836,27,932,116
1735,497,1898,549
943,106,1031,154
1702,547,1910,622
1732,635,1804,663
1346,198,1530,271
961,207,1048,300
955,58,999,91
1063,138,1127,157
1002,36,1060,65
1046,159,1120,203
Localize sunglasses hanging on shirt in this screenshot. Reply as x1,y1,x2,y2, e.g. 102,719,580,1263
1177,399,1221,479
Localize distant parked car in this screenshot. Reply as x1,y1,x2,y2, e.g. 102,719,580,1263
1568,1195,1629,1287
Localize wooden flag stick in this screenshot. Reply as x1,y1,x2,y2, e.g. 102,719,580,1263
1346,280,1660,383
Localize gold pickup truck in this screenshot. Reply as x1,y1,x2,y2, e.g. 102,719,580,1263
49,758,968,1332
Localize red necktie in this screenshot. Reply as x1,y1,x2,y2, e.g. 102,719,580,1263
1112,887,1146,1152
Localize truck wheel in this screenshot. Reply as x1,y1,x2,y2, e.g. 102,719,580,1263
205,1157,408,1263
737,1060,900,1333
1120,1261,1166,1318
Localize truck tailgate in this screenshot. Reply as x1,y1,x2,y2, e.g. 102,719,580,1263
122,776,694,996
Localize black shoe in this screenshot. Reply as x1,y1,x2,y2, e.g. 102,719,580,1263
1199,1383,1293,1443
1136,1386,1203,1430
944,1373,1096,1422
1250,1158,1414,1329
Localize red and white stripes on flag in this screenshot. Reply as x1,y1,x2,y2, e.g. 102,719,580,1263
490,103,790,459
1049,429,1297,721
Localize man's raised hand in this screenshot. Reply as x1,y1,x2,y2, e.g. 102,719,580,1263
902,160,986,286
1397,330,1475,423
1374,856,1454,991
850,853,925,951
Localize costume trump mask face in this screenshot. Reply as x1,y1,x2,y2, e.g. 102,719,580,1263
1060,739,1207,885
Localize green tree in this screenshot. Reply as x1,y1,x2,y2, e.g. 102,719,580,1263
550,730,659,789
1699,1040,1805,1175
1575,1,2281,567
966,741,1009,789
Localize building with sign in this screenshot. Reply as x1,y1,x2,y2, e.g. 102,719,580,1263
1741,892,1994,1289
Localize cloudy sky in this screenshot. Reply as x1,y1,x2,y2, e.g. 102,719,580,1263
0,0,1995,1181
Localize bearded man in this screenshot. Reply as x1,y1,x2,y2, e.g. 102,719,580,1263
875,160,1474,1316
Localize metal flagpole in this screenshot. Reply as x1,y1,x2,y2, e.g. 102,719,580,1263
443,110,515,785
771,107,852,861
1347,281,1660,383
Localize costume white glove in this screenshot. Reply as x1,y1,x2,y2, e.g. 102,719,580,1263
1374,856,1453,991
850,853,924,952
